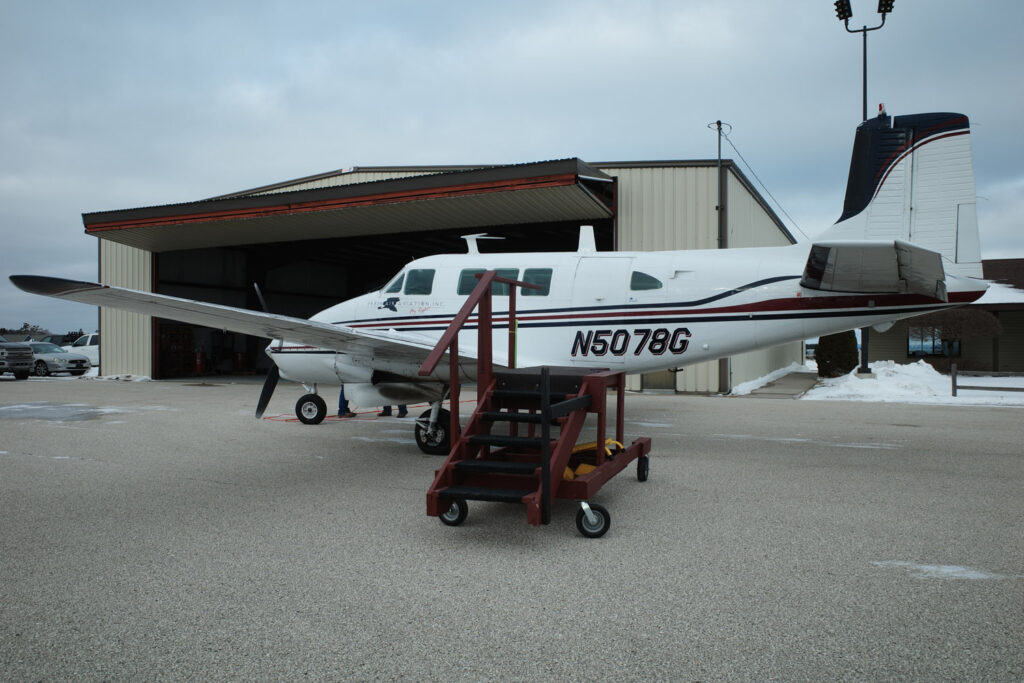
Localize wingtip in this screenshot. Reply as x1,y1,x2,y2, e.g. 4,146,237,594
9,275,104,297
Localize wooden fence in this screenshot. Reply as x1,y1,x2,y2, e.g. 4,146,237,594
950,363,1024,397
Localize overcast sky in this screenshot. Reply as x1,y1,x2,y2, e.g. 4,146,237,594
2,0,1022,333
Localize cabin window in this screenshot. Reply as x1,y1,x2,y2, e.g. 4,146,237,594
404,269,435,295
522,268,552,296
456,268,519,295
384,273,404,293
492,268,519,296
457,269,485,295
907,324,961,358
630,271,663,291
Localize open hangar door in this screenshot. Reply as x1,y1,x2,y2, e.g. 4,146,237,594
152,219,614,379
84,158,617,379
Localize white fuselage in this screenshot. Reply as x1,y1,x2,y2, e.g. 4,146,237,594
269,242,987,387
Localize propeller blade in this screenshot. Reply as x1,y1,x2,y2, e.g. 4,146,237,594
255,364,280,419
253,282,270,312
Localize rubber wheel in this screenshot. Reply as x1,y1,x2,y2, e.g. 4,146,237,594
439,499,468,526
415,408,451,455
637,455,650,482
34,361,50,377
13,370,30,380
575,503,611,538
295,394,327,425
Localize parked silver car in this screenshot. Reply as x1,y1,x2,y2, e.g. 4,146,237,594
29,342,92,376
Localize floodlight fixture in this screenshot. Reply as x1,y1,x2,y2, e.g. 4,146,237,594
877,0,894,15
834,0,852,22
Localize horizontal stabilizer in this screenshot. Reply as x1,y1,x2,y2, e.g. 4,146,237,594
800,240,947,302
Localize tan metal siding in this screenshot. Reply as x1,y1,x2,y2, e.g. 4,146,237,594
99,240,153,376
869,320,910,362
730,343,805,388
600,166,718,252
726,174,795,248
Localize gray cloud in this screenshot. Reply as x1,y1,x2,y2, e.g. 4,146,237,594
3,0,1022,331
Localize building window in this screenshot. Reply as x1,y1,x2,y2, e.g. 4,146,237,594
908,325,961,358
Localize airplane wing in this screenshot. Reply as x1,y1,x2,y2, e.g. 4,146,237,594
800,240,948,302
9,275,469,370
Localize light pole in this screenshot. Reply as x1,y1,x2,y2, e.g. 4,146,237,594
834,0,895,121
835,0,894,373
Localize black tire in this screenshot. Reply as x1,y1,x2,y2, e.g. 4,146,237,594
13,370,30,380
415,408,451,455
295,394,327,425
575,503,611,538
70,371,86,376
34,361,50,377
439,498,468,526
637,455,650,482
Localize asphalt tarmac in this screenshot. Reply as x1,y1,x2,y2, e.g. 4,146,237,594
1,376,1021,681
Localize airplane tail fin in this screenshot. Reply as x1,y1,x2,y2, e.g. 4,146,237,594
814,111,982,279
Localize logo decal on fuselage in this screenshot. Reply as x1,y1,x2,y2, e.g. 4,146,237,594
378,297,400,312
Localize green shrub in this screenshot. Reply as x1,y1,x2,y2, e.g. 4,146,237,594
816,331,859,378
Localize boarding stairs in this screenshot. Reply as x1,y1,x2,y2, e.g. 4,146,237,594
418,270,651,536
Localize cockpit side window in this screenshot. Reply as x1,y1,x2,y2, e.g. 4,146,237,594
630,271,663,291
384,272,404,293
404,269,435,295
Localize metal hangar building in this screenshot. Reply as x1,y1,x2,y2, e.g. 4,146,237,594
84,157,802,393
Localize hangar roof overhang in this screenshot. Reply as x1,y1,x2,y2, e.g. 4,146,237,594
83,158,615,253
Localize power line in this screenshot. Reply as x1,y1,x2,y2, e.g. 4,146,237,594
719,129,810,242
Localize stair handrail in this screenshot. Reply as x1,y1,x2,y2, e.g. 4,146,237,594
418,270,541,448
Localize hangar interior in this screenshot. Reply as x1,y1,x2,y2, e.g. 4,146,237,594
88,156,802,392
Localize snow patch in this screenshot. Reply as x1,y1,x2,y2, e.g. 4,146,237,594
873,560,1014,580
730,362,813,396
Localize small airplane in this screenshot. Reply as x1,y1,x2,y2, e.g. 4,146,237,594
10,110,989,453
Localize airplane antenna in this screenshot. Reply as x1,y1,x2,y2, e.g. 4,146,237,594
577,225,596,253
461,233,504,254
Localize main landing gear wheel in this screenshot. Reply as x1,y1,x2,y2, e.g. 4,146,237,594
295,394,327,424
637,455,650,482
575,502,611,538
415,408,451,455
439,498,468,526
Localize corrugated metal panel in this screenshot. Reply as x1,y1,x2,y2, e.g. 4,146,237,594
99,240,153,376
601,165,718,252
725,174,796,248
731,343,804,387
998,312,1024,371
869,320,910,362
253,170,435,195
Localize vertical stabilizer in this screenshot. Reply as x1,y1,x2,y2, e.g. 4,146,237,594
817,112,982,278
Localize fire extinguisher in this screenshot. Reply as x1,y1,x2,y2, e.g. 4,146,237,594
194,349,206,375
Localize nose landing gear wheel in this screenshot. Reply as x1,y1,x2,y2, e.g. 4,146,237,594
439,498,468,526
415,408,451,455
295,394,327,424
575,502,610,538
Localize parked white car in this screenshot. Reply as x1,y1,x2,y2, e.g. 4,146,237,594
29,342,92,376
63,333,100,367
